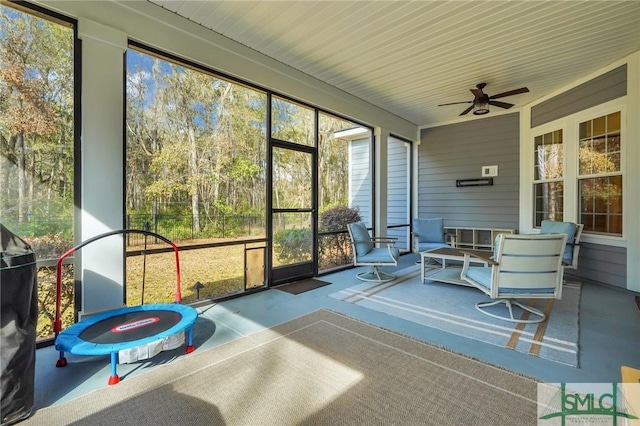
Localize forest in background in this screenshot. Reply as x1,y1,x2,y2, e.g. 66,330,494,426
1,6,364,339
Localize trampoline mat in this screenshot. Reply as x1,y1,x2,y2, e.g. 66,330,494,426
79,310,182,344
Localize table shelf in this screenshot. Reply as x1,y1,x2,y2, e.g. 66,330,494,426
445,227,515,250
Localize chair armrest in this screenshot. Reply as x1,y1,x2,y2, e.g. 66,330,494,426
370,236,397,247
370,236,397,243
459,250,498,266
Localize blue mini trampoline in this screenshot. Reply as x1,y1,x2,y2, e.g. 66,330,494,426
53,229,198,385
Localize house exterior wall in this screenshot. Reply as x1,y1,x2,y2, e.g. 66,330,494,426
526,62,630,289
349,139,372,226
417,113,520,230
387,137,411,250
531,65,627,128
578,244,627,289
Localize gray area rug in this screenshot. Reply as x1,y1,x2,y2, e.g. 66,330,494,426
24,309,538,425
330,265,581,367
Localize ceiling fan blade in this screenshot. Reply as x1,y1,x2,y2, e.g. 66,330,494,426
470,88,484,98
460,105,474,116
489,100,514,109
489,87,529,99
438,101,473,106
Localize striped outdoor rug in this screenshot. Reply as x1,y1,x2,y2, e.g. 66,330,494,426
329,265,581,367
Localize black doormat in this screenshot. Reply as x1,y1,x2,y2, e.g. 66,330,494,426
275,278,331,295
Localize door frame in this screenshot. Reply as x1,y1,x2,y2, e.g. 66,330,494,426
267,107,319,286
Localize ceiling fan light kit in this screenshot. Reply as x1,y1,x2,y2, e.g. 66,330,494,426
473,101,490,115
438,83,529,116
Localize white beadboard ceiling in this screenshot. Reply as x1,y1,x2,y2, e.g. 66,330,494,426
147,1,640,127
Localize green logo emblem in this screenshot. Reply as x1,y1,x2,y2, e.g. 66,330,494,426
538,383,639,425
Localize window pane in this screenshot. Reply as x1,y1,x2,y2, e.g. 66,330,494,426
272,147,312,209
125,47,268,302
578,140,592,175
608,135,621,152
272,212,312,266
580,213,593,230
579,113,621,176
1,6,75,256
271,96,314,146
592,115,606,136
608,111,621,133
533,182,564,226
592,137,606,154
594,215,607,232
1,5,75,341
534,129,563,180
579,121,588,139
579,176,622,235
607,153,620,173
610,215,622,235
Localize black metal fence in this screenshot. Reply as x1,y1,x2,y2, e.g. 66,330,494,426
2,213,266,250
125,213,265,246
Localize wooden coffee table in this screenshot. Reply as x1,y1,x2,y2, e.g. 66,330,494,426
420,247,492,286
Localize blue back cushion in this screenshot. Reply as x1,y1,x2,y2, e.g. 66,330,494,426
349,222,374,256
540,220,577,265
413,218,445,243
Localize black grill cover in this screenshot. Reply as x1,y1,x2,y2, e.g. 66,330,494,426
1,224,37,425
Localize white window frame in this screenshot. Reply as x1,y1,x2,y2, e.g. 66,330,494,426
532,127,565,226
523,98,627,248
576,109,624,237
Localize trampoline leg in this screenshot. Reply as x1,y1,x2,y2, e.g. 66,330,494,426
108,352,120,385
56,351,67,368
185,327,195,354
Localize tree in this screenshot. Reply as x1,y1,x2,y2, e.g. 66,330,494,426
0,8,74,226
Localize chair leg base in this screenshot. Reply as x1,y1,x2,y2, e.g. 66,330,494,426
356,267,396,283
475,299,546,324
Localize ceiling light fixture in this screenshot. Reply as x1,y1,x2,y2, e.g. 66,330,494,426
473,99,490,115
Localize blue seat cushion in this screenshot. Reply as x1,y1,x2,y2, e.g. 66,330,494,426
349,222,374,256
417,241,449,251
466,266,555,295
465,266,492,290
540,220,577,265
358,247,400,263
414,218,445,243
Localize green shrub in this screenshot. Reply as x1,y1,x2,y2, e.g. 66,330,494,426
273,228,312,264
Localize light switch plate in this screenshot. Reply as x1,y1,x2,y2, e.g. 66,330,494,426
482,165,498,177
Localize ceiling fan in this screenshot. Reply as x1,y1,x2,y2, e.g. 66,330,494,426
438,83,530,116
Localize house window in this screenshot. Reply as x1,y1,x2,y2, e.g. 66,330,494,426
578,112,622,235
533,130,564,226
